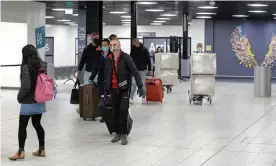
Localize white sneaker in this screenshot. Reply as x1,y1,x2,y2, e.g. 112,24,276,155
129,99,134,105
142,98,147,104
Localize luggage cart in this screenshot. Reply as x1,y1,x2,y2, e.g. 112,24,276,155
188,53,216,105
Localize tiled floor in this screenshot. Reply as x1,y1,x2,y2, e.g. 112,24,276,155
2,81,276,166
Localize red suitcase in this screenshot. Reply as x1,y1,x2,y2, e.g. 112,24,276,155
146,78,163,102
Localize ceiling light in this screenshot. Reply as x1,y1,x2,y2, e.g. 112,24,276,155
52,8,66,11
247,4,268,7
110,11,127,14
160,13,177,17
273,14,276,16
122,22,131,24
145,9,164,12
198,6,218,9
121,19,131,22
45,16,54,19
151,23,162,26
72,14,78,16
196,12,216,15
274,17,276,19
136,2,158,5
232,14,248,18
65,9,73,15
153,20,166,23
196,16,212,19
156,18,171,20
121,15,131,18
57,19,71,22
248,10,267,13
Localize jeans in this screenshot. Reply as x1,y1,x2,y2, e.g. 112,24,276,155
111,89,130,134
130,70,147,100
18,114,45,150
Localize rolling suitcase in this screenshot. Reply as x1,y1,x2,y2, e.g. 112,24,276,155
146,78,163,102
79,84,100,121
100,96,133,135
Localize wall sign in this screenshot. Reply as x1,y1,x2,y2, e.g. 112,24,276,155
45,37,54,56
35,26,45,49
137,32,156,37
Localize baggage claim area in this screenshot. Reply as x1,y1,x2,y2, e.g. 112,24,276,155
2,1,276,166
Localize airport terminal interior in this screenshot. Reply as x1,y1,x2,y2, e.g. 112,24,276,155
1,1,276,166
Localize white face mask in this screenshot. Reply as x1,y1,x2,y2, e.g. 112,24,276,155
110,46,119,53
197,47,202,52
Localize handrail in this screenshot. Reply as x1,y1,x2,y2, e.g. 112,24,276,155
1,64,21,67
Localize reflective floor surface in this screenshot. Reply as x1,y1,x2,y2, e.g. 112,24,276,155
2,81,276,166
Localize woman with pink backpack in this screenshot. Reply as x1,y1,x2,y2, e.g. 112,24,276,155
9,44,51,160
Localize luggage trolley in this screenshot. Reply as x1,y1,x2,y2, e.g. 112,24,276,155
188,53,216,104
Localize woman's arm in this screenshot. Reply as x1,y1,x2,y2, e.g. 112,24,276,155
17,65,32,102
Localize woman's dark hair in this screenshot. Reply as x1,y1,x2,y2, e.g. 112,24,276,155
156,46,163,53
21,44,42,81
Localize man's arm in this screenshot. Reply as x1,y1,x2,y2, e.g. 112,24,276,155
89,62,98,81
77,47,87,71
125,55,143,88
144,48,152,71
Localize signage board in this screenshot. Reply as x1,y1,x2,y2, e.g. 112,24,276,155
45,37,54,56
137,32,156,37
35,26,45,49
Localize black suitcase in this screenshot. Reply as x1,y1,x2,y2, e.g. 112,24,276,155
100,96,133,135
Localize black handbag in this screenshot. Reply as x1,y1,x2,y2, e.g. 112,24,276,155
70,80,80,104
99,95,112,108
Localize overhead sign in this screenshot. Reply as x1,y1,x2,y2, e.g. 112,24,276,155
35,26,45,49
45,37,54,56
143,38,170,53
137,32,156,37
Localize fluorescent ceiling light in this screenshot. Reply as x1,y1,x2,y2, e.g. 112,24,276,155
136,2,158,5
121,15,131,18
72,14,78,16
153,20,166,23
273,14,276,16
197,12,216,15
121,19,131,22
122,22,131,24
110,11,127,14
52,8,66,11
57,19,71,22
232,14,248,18
156,17,171,20
248,10,267,13
102,23,106,25
65,9,73,15
198,6,218,9
145,9,164,12
160,13,177,17
151,23,162,25
274,17,276,20
45,16,54,19
247,4,268,7
196,16,212,19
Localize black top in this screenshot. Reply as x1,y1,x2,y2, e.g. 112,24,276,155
130,43,152,71
104,51,143,91
17,64,38,104
78,44,101,72
89,51,110,83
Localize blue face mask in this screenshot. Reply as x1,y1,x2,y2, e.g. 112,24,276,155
102,46,108,52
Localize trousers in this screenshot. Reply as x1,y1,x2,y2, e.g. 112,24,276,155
110,88,130,134
18,114,45,150
130,70,147,100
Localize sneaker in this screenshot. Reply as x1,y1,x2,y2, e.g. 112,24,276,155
121,135,128,145
142,98,147,104
129,99,134,105
111,134,121,143
32,149,46,157
9,151,25,160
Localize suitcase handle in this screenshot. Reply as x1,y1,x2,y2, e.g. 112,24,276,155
85,95,89,105
147,79,155,85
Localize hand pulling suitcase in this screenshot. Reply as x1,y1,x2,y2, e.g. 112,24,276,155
79,84,100,121
146,78,163,102
100,96,133,135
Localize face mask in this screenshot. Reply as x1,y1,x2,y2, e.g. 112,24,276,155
197,48,202,52
102,46,108,52
110,46,119,53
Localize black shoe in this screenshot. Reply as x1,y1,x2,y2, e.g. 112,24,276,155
121,135,128,145
100,119,105,123
111,134,121,143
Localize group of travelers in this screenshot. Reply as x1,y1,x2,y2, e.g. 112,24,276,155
9,34,152,160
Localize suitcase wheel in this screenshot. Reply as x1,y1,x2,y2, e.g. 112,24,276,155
83,118,86,121
110,132,112,135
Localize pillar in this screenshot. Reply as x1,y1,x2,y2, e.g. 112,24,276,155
180,13,190,79
130,1,137,41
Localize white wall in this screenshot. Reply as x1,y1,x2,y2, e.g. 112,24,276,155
1,1,46,88
46,19,205,66
46,25,78,67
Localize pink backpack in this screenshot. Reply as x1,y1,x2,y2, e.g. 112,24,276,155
34,70,54,103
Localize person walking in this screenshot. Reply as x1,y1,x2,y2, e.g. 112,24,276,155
77,39,102,84
89,39,111,123
130,38,152,104
9,45,46,160
104,39,144,145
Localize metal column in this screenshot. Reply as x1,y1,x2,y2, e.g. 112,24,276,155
254,66,272,97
